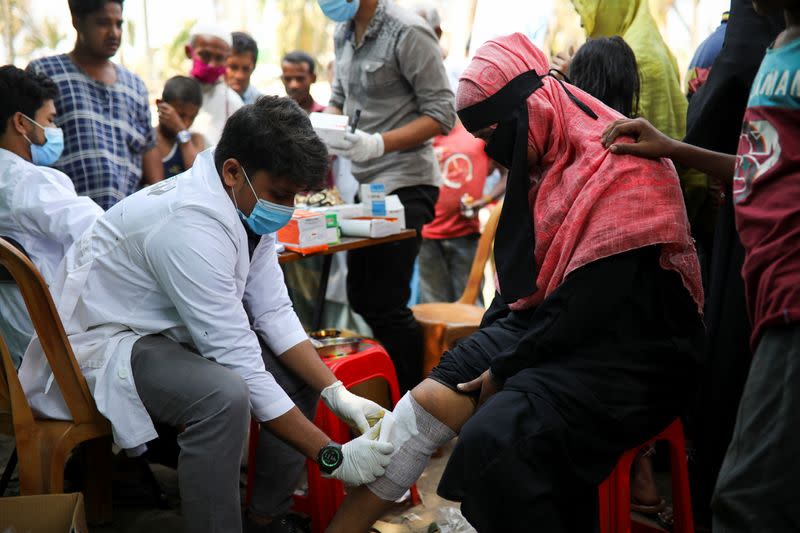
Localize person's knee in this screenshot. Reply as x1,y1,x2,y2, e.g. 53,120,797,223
367,392,456,501
210,370,250,430
411,379,475,431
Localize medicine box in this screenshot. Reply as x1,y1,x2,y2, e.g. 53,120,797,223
360,183,386,216
310,112,349,145
339,216,403,239
277,210,329,254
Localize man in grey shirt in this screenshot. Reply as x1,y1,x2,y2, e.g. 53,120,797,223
320,0,456,393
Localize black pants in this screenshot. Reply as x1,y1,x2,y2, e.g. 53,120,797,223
430,247,703,533
347,185,438,393
712,325,800,532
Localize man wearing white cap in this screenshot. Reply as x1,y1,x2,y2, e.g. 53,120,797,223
185,22,244,146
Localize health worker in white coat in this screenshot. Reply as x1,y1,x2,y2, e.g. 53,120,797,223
0,65,103,367
19,96,393,533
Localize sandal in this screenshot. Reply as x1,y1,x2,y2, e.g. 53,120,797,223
656,506,673,531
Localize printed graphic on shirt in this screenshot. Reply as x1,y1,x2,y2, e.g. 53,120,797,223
733,119,781,203
147,176,177,196
437,149,475,190
734,45,800,203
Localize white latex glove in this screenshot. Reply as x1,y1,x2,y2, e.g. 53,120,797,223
321,380,387,434
326,420,394,485
326,129,385,162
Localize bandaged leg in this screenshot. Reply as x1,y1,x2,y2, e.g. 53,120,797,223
367,392,456,501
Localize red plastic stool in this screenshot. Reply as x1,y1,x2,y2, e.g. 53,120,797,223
245,340,420,533
598,418,694,533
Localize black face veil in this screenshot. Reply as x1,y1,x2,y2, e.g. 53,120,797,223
457,69,597,304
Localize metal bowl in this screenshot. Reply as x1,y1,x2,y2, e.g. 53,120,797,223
313,336,364,358
309,329,343,340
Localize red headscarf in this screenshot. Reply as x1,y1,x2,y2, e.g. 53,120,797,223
457,33,703,312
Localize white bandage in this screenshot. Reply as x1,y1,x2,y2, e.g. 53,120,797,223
368,393,456,501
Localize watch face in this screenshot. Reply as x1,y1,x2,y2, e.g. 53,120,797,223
320,446,343,470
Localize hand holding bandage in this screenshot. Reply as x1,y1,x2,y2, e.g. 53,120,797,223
321,380,387,434
326,129,385,162
328,421,394,485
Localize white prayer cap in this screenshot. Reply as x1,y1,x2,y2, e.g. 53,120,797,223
189,21,233,48
414,4,441,31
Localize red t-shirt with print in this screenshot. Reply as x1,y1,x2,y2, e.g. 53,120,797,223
733,38,800,347
422,124,490,240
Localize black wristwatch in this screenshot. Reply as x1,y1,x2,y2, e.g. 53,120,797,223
317,442,344,475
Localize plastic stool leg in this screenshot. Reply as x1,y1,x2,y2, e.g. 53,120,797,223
614,449,639,533
666,423,694,533
598,477,612,533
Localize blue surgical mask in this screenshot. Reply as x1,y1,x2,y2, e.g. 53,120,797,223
22,114,64,167
318,0,360,22
232,166,295,235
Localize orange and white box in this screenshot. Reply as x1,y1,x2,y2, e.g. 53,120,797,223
277,210,329,254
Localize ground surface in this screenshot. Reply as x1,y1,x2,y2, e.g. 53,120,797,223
0,432,670,533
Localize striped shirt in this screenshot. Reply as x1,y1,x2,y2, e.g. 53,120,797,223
27,55,155,210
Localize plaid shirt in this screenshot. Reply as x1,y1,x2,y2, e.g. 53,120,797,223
27,55,155,210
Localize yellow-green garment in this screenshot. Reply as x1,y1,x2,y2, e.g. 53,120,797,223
572,0,708,222
571,0,686,140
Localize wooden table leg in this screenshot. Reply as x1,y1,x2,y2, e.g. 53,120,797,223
311,254,334,331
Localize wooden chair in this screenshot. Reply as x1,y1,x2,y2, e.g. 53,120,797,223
413,201,503,376
0,237,112,523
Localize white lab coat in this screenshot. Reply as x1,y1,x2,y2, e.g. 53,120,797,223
0,148,102,364
19,149,306,449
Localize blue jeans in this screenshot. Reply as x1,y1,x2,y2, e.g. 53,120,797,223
418,234,481,304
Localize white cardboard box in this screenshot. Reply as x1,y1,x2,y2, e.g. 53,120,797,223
339,217,403,238
310,112,349,145
310,203,366,220
385,194,406,229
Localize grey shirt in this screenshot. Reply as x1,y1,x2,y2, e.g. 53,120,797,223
330,0,456,193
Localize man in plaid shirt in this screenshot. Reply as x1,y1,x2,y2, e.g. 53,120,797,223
27,0,159,210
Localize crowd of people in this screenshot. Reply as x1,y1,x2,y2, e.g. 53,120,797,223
0,0,797,532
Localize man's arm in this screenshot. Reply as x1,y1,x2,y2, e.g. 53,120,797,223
279,339,337,391
381,116,445,154
602,118,737,184
383,24,456,153
326,44,346,116
262,406,330,458
244,235,387,433
141,146,164,185
11,170,103,250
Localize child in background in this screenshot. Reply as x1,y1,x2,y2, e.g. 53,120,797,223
155,75,205,178
568,36,640,118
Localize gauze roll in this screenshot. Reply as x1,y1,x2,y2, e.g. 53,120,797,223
368,393,456,501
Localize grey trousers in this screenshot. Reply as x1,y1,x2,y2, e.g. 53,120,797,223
418,234,481,304
712,325,800,532
249,336,319,517
131,334,319,533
